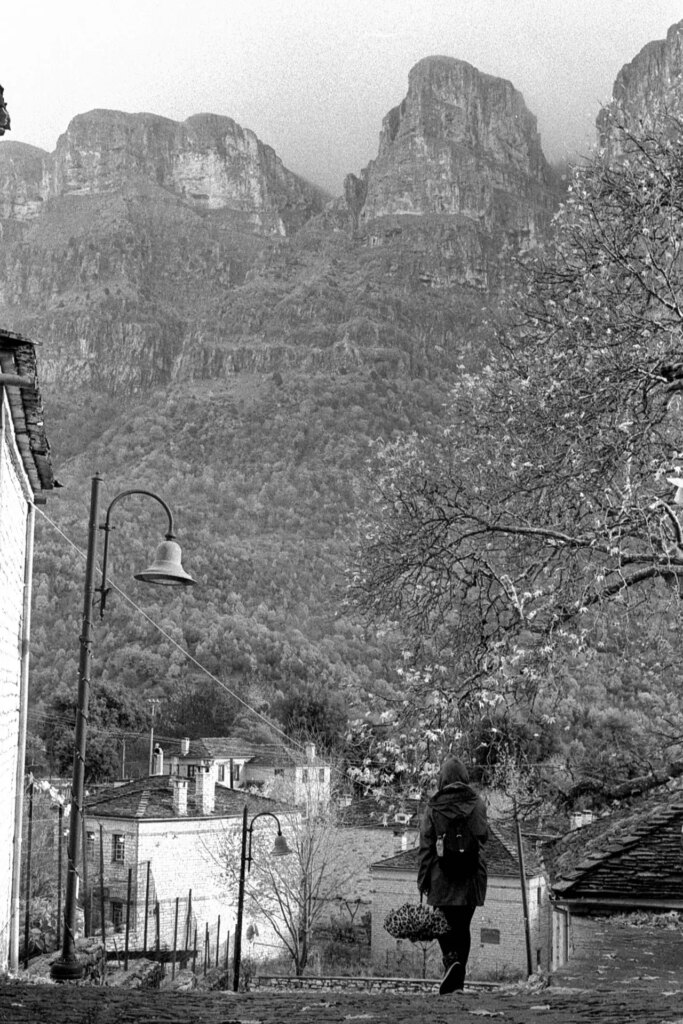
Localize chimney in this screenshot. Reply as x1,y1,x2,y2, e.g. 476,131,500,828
195,764,216,815
570,810,595,831
171,777,188,816
180,737,190,756
152,744,164,776
304,742,316,763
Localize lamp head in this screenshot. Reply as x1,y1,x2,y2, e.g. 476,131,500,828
668,477,683,506
271,832,292,857
134,539,196,587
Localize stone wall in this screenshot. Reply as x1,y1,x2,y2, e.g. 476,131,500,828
0,392,31,970
255,974,442,993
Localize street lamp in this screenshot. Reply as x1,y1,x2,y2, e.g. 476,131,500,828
50,474,196,982
233,805,291,992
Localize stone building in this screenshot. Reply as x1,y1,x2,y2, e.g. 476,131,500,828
83,771,297,960
544,783,683,970
159,736,332,808
0,330,53,971
370,824,550,982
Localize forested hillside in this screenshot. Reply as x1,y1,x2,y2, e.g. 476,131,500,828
6,29,683,807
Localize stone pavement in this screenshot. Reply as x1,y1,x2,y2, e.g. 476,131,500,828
1,915,681,1024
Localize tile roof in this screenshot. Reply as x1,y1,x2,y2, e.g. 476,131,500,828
370,823,541,878
0,329,53,494
161,737,327,767
337,795,422,829
245,744,327,768
543,782,683,903
161,737,261,761
84,775,291,820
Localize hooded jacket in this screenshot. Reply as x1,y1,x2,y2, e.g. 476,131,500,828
417,757,488,907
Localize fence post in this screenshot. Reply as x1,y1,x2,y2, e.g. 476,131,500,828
99,825,106,948
185,889,192,951
81,814,90,937
204,921,209,977
192,925,198,974
124,868,132,971
56,804,63,947
171,897,179,979
23,779,34,969
143,862,150,954
225,930,230,970
216,915,220,968
155,900,160,953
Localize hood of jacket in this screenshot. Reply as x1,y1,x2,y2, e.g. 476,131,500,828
428,781,480,820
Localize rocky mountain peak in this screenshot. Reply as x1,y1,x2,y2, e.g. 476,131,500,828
597,19,683,149
343,55,558,288
21,108,329,236
380,55,546,172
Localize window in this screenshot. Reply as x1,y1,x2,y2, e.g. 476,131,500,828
218,765,225,782
112,834,125,863
111,900,124,932
318,768,325,782
274,768,284,777
301,768,309,783
86,831,95,858
187,764,197,778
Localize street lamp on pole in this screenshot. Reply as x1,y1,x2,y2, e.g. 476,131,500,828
232,805,291,992
50,474,196,982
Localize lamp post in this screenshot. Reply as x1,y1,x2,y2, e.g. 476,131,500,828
232,805,291,992
50,474,196,982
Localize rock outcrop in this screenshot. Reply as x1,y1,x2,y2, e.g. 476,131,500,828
597,19,683,150
6,110,328,236
0,111,332,392
0,141,46,222
343,56,559,288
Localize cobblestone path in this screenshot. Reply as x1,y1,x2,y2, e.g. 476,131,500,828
2,982,683,1024
1,915,681,1023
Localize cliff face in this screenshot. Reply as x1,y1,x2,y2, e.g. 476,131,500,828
8,110,327,236
344,56,558,288
597,19,683,149
43,110,327,235
0,142,47,222
0,59,562,393
0,111,333,392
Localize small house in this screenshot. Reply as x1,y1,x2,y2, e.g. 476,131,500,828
158,736,331,808
370,823,551,982
84,770,297,959
544,784,683,969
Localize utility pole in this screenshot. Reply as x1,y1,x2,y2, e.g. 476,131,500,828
147,698,161,775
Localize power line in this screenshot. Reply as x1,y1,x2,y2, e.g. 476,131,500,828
33,504,315,757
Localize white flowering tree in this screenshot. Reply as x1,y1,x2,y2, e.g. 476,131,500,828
349,114,683,799
353,115,683,694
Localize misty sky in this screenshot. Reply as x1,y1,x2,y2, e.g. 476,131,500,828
3,1,683,194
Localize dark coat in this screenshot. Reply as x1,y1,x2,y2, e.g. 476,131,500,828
417,781,488,907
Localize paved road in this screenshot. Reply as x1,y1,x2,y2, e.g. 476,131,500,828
1,981,682,1024
1,915,681,1023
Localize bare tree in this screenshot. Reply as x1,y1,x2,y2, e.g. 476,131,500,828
224,804,355,976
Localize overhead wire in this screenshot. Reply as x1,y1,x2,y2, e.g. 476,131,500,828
32,503,357,786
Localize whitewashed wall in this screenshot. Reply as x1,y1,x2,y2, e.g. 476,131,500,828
0,395,31,971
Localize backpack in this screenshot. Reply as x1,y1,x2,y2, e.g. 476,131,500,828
429,806,480,876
